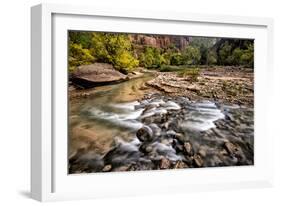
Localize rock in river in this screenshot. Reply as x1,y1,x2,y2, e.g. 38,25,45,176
224,142,239,155
159,158,171,169
136,126,154,142
173,161,188,169
193,154,204,167
102,164,112,172
71,63,127,88
183,142,193,156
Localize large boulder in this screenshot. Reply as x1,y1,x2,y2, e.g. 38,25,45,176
71,63,127,88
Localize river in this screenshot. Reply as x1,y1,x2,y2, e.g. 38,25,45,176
69,73,254,173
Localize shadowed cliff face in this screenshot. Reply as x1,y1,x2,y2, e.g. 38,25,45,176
129,34,191,50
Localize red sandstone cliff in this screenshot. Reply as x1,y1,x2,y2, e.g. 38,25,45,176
129,34,191,50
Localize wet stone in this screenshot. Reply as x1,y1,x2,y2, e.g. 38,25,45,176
149,123,162,136
166,120,180,131
102,164,112,172
193,154,204,167
219,149,228,156
175,144,184,153
163,121,171,130
129,161,154,171
198,149,207,157
183,142,193,155
136,126,154,142
224,142,239,155
139,143,153,153
166,130,185,143
173,161,188,169
113,165,131,172
159,158,171,169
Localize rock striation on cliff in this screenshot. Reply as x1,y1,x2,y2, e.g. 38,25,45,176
129,34,191,50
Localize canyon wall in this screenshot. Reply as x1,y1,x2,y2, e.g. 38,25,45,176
129,34,191,50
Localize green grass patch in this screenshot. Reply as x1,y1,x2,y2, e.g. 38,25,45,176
159,65,200,81
177,67,200,81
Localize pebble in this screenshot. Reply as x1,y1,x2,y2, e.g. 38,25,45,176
102,164,112,172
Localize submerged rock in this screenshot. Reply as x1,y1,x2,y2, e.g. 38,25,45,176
139,143,153,153
148,123,162,136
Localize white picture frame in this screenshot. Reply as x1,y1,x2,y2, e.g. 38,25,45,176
31,3,274,202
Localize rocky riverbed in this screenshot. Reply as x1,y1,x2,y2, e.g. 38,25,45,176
69,92,253,173
146,67,254,106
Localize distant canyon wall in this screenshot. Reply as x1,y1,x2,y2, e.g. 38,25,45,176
129,34,192,50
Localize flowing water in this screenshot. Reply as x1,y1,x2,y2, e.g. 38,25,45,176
69,73,254,173
69,74,154,158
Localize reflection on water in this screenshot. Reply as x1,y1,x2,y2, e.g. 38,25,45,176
69,74,154,158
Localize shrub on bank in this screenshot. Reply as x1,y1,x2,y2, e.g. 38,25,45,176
91,33,139,73
68,43,95,71
177,67,200,82
181,46,201,65
139,46,166,68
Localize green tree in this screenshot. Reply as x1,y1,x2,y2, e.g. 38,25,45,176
69,31,93,48
240,44,254,67
139,47,165,68
182,46,201,65
162,52,172,65
68,43,95,71
190,37,216,64
170,53,183,66
114,51,139,73
91,33,139,72
206,50,217,65
216,39,254,67
232,48,243,65
218,42,232,65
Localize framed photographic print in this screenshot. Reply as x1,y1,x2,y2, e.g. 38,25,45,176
31,3,274,201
